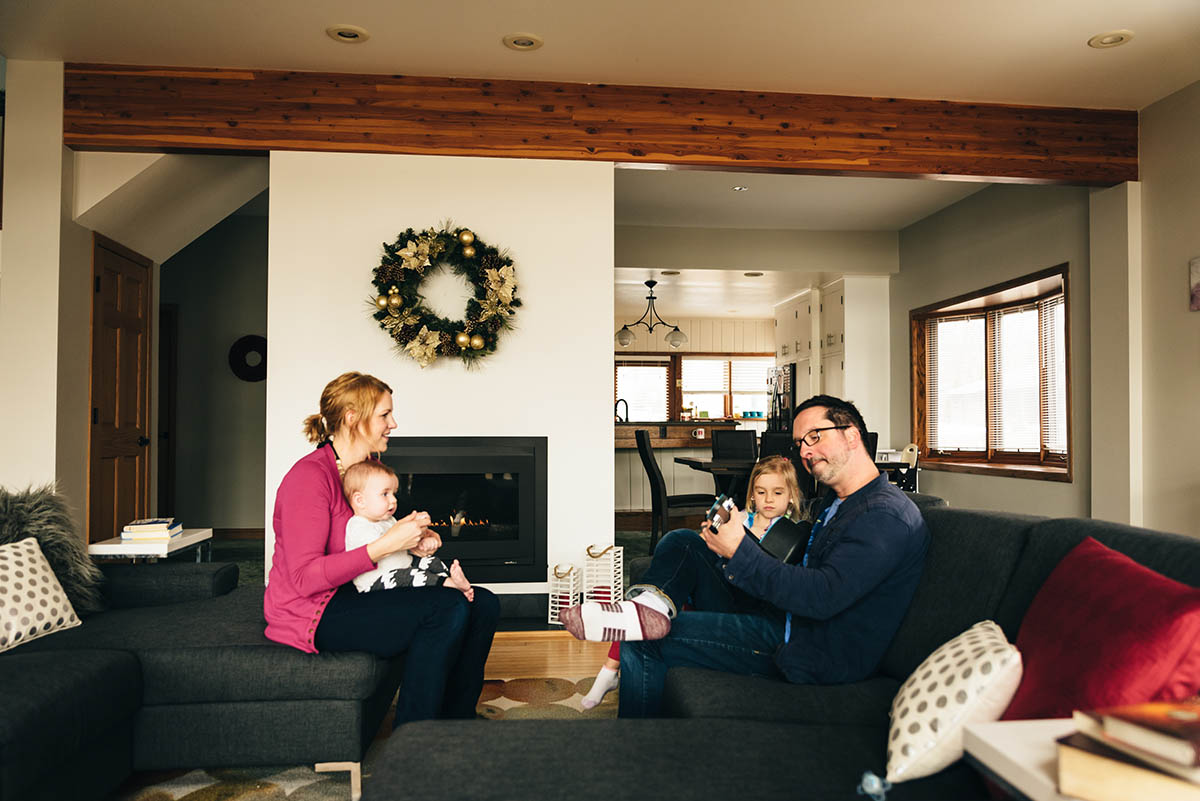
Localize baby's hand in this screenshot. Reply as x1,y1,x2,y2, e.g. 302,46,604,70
417,536,439,552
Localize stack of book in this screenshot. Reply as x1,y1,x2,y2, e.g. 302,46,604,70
1060,700,1200,801
121,517,183,541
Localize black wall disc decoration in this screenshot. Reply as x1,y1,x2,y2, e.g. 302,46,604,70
228,335,267,382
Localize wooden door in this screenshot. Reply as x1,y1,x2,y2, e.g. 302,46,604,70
89,235,153,543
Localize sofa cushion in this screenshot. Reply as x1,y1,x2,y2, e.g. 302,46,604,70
0,537,81,653
0,649,140,799
887,621,1022,783
0,484,105,615
370,719,988,801
878,508,1038,681
17,585,397,704
1003,536,1200,720
663,667,900,727
995,517,1200,641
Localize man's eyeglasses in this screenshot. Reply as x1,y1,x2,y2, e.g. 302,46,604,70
795,425,850,447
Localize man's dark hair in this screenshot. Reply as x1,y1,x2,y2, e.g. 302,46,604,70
794,395,870,444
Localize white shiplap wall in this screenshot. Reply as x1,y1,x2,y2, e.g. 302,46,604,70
613,317,774,353
615,445,719,512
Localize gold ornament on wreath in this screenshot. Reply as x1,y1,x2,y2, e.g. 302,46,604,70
369,223,521,368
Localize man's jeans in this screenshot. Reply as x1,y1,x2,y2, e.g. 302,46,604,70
619,528,785,717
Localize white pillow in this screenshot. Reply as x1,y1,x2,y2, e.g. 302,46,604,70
0,537,81,653
886,620,1023,782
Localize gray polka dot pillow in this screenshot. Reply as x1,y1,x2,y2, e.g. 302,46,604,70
0,537,81,653
886,620,1023,783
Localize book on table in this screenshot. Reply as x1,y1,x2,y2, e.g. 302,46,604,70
1057,731,1200,801
1097,700,1200,767
122,518,183,540
1073,709,1200,783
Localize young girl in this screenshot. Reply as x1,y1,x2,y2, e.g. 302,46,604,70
580,454,804,709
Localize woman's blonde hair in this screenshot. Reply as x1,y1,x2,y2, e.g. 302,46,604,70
746,455,803,522
302,372,393,445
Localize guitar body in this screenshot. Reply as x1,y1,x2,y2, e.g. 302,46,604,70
751,517,813,564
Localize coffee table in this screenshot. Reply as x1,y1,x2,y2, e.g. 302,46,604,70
963,718,1081,801
88,527,214,563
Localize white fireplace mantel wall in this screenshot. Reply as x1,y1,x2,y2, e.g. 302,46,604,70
265,153,615,592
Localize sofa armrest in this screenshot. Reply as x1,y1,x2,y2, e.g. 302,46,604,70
100,562,239,608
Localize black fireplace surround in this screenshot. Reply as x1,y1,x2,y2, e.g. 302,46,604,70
379,436,547,583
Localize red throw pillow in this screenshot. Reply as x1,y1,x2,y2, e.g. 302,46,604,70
1002,536,1200,720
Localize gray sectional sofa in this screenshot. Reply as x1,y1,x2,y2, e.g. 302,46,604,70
0,561,403,801
370,503,1200,801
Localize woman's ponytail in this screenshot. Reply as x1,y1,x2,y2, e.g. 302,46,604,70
301,413,328,445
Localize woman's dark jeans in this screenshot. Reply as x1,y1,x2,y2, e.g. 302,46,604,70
316,583,500,725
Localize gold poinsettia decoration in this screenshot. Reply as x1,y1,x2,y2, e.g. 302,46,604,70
397,238,434,272
404,325,441,368
485,264,517,305
382,306,420,333
478,295,511,322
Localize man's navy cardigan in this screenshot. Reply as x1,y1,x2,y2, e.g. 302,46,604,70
723,473,930,684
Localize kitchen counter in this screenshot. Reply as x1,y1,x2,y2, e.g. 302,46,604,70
615,420,740,449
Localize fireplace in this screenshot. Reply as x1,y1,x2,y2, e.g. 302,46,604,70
379,437,547,583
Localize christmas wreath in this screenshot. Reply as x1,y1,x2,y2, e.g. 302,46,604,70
369,224,520,368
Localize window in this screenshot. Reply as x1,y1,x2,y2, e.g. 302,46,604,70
681,357,772,419
615,360,668,422
614,355,772,422
912,265,1070,480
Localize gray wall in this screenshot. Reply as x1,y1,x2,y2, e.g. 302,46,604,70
160,214,267,529
1141,79,1200,536
888,185,1091,517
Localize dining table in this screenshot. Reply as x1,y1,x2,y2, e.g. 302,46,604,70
674,456,757,505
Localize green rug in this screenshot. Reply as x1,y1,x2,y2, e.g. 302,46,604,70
110,675,616,800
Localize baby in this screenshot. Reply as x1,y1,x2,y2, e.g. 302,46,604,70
342,460,473,601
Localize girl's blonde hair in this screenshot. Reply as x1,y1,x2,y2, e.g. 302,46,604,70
746,455,804,522
301,372,393,445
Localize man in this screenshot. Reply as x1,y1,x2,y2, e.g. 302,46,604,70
563,395,929,717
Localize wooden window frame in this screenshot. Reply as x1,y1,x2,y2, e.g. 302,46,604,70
910,264,1073,482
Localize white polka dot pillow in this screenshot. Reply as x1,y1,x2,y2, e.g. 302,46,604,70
0,537,81,653
886,620,1023,783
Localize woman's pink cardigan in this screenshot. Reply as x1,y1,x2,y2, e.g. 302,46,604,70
264,445,376,652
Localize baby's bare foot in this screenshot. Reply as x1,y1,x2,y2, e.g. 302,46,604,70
446,559,473,602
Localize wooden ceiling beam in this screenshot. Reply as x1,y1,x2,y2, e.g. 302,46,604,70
63,63,1137,185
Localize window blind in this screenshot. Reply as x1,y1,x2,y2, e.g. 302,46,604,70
1041,295,1067,454
615,363,668,422
927,315,986,451
988,304,1040,452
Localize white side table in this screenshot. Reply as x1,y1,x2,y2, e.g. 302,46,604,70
963,718,1081,801
88,528,214,563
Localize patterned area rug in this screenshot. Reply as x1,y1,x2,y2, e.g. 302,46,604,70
110,675,616,800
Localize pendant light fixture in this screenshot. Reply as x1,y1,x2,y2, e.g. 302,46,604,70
615,280,688,349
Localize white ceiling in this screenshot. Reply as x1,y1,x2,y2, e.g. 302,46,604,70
615,168,988,231
615,269,816,320
1,1,1198,110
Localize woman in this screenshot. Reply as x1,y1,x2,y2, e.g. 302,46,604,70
264,371,499,725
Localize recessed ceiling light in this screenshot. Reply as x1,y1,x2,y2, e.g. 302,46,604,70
1088,30,1134,49
744,272,763,277
503,33,544,51
661,270,681,276
732,185,750,192
327,25,370,44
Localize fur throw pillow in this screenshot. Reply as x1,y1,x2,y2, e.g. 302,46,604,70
0,484,104,615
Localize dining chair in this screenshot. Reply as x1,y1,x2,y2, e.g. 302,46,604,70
712,429,758,461
758,431,794,460
635,430,714,555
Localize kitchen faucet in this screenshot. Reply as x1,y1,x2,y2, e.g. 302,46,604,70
614,398,629,422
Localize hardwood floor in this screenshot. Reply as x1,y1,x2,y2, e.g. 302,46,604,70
485,630,610,679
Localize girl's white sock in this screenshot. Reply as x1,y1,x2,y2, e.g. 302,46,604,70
581,665,619,709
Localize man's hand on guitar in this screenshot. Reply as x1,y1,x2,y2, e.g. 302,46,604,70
701,507,745,559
